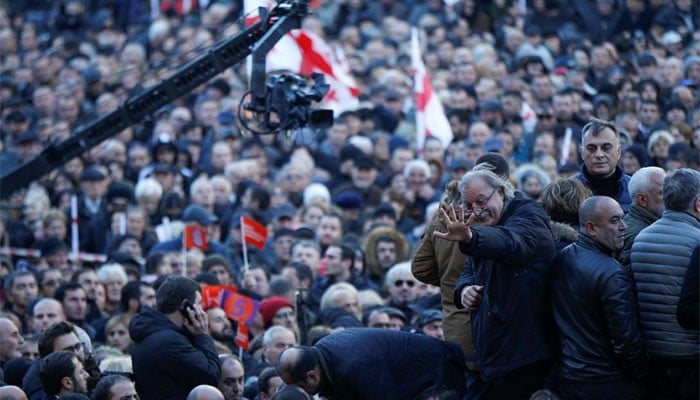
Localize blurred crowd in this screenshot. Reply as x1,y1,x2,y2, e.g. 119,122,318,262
0,0,698,399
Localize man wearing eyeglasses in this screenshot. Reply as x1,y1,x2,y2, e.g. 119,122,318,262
435,168,556,399
23,321,86,400
384,262,418,324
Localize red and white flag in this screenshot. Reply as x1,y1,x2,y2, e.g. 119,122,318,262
183,225,209,251
243,0,359,113
411,27,453,150
240,216,268,251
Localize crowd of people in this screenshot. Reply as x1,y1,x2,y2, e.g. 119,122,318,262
0,0,699,399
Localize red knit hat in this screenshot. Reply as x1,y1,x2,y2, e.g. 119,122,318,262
259,296,295,328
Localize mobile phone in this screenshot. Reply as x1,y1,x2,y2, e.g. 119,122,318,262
179,299,195,324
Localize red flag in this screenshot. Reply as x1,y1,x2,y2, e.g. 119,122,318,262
183,225,208,251
240,216,268,251
235,323,250,350
411,28,453,150
200,285,238,309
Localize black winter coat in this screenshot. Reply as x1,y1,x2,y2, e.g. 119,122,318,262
129,307,221,400
551,234,648,384
314,328,465,400
453,193,556,381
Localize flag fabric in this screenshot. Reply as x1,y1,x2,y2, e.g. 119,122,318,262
235,323,250,350
411,27,453,150
183,225,208,251
201,285,260,325
243,0,359,113
240,216,268,251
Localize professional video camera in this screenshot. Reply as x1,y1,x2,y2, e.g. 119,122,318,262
240,72,334,135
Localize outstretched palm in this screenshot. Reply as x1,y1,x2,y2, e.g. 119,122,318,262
433,203,474,242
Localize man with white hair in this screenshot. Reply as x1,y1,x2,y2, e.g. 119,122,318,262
619,166,665,269
384,262,418,323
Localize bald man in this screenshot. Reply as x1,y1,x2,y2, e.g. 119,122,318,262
278,329,465,399
187,385,225,400
0,385,28,400
30,298,65,333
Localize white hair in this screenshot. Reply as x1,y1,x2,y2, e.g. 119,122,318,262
403,159,432,179
134,177,163,200
96,263,128,285
629,166,666,198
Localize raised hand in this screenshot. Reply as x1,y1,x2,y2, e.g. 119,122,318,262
433,203,475,242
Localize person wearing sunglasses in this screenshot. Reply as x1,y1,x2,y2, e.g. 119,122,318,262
435,168,556,399
384,262,418,324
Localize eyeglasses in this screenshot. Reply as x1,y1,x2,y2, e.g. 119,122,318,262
464,188,497,215
394,280,415,287
62,343,82,353
274,311,295,319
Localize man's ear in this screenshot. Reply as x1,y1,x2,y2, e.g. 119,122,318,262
635,192,647,208
583,220,596,237
61,376,73,391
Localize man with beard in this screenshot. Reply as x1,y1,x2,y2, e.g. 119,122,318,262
39,351,89,398
119,281,156,315
55,283,95,341
206,307,234,350
218,355,246,400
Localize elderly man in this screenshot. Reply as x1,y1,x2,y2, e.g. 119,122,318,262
0,317,24,366
187,385,225,400
0,386,28,400
277,329,465,399
619,166,666,269
574,118,632,212
436,169,556,399
551,196,647,399
631,168,700,400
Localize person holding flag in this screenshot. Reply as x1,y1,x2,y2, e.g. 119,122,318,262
149,205,229,272
223,209,272,284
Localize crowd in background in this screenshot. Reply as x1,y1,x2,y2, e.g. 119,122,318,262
0,0,698,399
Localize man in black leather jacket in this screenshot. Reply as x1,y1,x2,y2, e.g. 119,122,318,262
551,196,648,399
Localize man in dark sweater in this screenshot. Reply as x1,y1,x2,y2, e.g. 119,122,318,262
575,118,632,212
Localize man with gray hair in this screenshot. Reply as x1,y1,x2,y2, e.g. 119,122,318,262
631,168,700,399
619,166,666,269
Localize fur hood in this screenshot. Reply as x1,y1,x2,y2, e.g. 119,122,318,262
550,221,579,244
363,225,411,280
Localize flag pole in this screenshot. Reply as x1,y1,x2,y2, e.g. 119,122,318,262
240,216,250,275
181,227,187,277
70,195,79,267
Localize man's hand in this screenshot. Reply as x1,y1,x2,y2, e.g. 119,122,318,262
183,303,210,336
460,285,484,311
433,204,474,242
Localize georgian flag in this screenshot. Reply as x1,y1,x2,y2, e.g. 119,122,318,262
243,0,359,113
411,27,453,150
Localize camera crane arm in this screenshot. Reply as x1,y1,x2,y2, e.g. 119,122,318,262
0,0,309,200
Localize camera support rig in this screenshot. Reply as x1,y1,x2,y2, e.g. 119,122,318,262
0,0,313,199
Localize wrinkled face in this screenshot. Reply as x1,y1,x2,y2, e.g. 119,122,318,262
462,177,505,227
0,319,24,361
376,241,397,270
351,166,377,189
588,199,626,252
220,360,245,400
643,172,665,218
581,128,621,179
406,167,429,191
63,288,88,322
387,271,417,306
101,274,125,303
263,329,296,365
331,290,360,319
106,322,132,352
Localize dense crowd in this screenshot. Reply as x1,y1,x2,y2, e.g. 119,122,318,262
0,0,699,399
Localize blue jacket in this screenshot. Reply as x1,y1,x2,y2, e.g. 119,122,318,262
453,193,556,381
129,307,221,400
631,211,700,359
